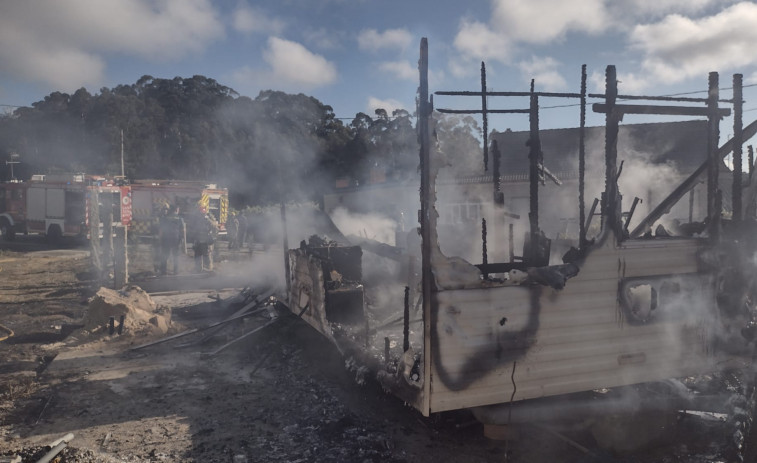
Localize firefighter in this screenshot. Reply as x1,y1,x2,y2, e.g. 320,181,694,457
237,211,248,249
150,205,166,274
188,206,218,272
226,211,239,250
159,204,185,275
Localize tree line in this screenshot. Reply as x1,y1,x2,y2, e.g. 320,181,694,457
0,75,482,207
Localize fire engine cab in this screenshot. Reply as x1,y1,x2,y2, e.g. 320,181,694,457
0,174,132,242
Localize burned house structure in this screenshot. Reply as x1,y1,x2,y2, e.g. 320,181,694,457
288,38,757,448
324,119,731,265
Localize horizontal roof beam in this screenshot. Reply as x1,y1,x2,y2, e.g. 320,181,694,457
593,103,731,117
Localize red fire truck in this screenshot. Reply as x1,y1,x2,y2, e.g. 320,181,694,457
128,180,227,238
0,173,132,242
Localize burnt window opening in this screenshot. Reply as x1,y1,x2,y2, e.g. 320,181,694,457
620,283,658,324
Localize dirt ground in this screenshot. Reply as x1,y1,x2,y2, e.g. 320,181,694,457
0,235,747,462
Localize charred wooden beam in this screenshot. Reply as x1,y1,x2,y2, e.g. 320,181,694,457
436,108,530,115
733,73,743,222
593,103,730,117
436,91,581,98
603,66,622,239
481,62,489,171
579,64,587,250
418,37,432,416
403,286,410,352
629,119,757,237
589,92,735,104
492,140,503,204
481,218,488,278
528,80,541,262
585,197,599,237
707,72,721,242
623,197,642,233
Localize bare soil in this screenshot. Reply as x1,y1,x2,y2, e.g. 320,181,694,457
0,236,745,462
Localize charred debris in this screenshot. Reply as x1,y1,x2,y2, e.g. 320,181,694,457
285,37,757,447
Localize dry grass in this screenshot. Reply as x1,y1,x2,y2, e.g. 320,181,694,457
0,376,38,402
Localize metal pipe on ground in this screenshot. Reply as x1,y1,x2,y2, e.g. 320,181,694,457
36,433,74,463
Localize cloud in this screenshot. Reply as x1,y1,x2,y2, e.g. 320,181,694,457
0,0,224,91
367,97,407,115
357,28,412,52
453,0,608,64
630,2,757,84
517,56,567,90
612,0,733,20
232,5,285,35
303,27,344,50
453,19,512,64
490,0,608,44
378,61,416,81
263,37,338,88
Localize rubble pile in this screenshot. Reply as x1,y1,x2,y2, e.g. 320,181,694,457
84,286,171,336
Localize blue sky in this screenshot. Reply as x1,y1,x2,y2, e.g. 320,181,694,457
2,0,757,134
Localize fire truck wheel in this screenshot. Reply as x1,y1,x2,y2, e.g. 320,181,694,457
46,225,62,244
0,220,14,241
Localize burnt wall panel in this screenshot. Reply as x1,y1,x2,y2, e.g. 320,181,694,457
427,238,715,413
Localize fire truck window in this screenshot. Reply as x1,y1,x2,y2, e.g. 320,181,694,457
65,191,85,224
208,198,221,221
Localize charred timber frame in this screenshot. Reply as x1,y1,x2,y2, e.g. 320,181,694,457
602,66,622,239
408,38,755,416
707,73,721,242
528,80,542,260
436,73,586,263
436,63,747,249
418,38,433,415
733,74,743,223
628,78,753,238
579,65,588,249
592,68,746,242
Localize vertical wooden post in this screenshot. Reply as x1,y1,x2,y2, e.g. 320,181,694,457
528,80,541,261
604,65,621,240
481,62,489,171
578,64,587,249
418,37,432,416
707,72,720,242
733,73,743,223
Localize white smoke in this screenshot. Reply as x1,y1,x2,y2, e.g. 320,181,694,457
330,207,398,245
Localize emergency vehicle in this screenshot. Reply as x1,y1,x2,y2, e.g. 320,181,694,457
129,180,227,238
0,173,132,241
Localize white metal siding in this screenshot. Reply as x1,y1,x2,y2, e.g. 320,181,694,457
428,238,713,413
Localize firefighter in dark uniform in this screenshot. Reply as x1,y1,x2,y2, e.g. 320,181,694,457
159,204,185,275
188,205,218,272
226,212,239,250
